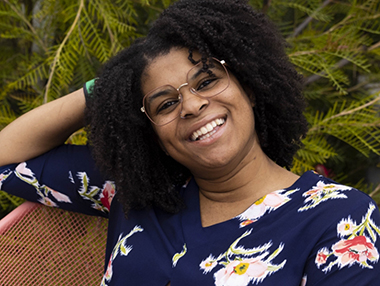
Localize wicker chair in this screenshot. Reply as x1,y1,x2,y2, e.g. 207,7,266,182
0,201,108,286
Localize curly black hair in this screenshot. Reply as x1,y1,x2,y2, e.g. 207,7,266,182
85,0,308,216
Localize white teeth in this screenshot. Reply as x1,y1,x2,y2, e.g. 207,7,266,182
190,118,225,141
216,118,224,125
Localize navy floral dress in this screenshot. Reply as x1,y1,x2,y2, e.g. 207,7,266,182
1,144,380,285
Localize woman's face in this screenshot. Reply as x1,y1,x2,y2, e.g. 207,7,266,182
141,48,259,178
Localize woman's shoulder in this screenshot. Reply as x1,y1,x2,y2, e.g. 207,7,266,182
294,170,374,207
288,171,379,232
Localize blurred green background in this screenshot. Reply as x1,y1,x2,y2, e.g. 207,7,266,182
0,0,379,218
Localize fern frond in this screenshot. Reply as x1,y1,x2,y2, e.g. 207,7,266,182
294,135,338,171
309,96,380,155
328,127,380,157
67,129,88,145
360,20,380,35
7,62,48,91
323,51,371,73
43,0,84,102
0,191,25,219
291,156,315,175
278,0,332,22
13,94,43,113
0,105,17,129
80,7,110,63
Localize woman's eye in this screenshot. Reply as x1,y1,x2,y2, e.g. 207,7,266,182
197,77,217,91
157,99,179,113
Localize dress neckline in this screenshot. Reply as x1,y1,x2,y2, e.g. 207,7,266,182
180,171,319,246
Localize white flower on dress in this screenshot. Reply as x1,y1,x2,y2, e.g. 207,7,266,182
199,255,218,273
242,193,284,219
237,189,297,227
200,230,286,285
299,181,352,212
337,216,357,237
214,255,268,286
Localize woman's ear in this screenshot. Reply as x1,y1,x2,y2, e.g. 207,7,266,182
243,84,255,107
153,132,170,156
159,140,170,156
251,98,255,108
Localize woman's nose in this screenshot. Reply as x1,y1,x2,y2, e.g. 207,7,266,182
179,89,209,119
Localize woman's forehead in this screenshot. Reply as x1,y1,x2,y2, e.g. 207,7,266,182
141,48,202,93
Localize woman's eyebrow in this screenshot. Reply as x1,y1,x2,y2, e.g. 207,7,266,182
147,88,176,103
189,67,217,82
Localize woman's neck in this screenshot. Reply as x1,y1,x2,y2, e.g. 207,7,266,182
194,147,299,227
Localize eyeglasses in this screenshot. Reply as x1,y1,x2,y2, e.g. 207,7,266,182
141,58,230,126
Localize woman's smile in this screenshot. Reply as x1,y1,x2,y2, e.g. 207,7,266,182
189,117,225,141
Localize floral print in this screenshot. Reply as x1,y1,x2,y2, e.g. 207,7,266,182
237,189,298,227
172,244,187,267
100,181,116,211
332,236,378,267
77,172,116,212
315,248,329,267
100,225,144,286
14,162,72,207
315,204,380,272
300,275,307,286
299,180,352,212
337,216,357,236
200,230,286,285
1,162,115,213
0,170,11,188
214,256,268,286
200,255,219,273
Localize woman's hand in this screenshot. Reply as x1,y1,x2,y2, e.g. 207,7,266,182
0,88,86,166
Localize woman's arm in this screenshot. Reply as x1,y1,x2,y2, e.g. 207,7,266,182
0,88,85,166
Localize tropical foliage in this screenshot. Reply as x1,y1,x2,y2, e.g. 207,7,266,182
0,0,379,218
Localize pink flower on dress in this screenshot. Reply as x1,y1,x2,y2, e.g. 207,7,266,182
15,162,34,177
100,181,116,211
315,248,329,268
104,258,113,281
239,193,284,226
38,196,58,207
332,236,379,267
304,181,351,197
300,275,307,286
214,257,268,286
49,188,72,203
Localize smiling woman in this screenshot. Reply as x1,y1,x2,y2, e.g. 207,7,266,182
0,0,380,285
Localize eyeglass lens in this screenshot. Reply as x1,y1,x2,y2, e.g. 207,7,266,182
143,59,229,126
